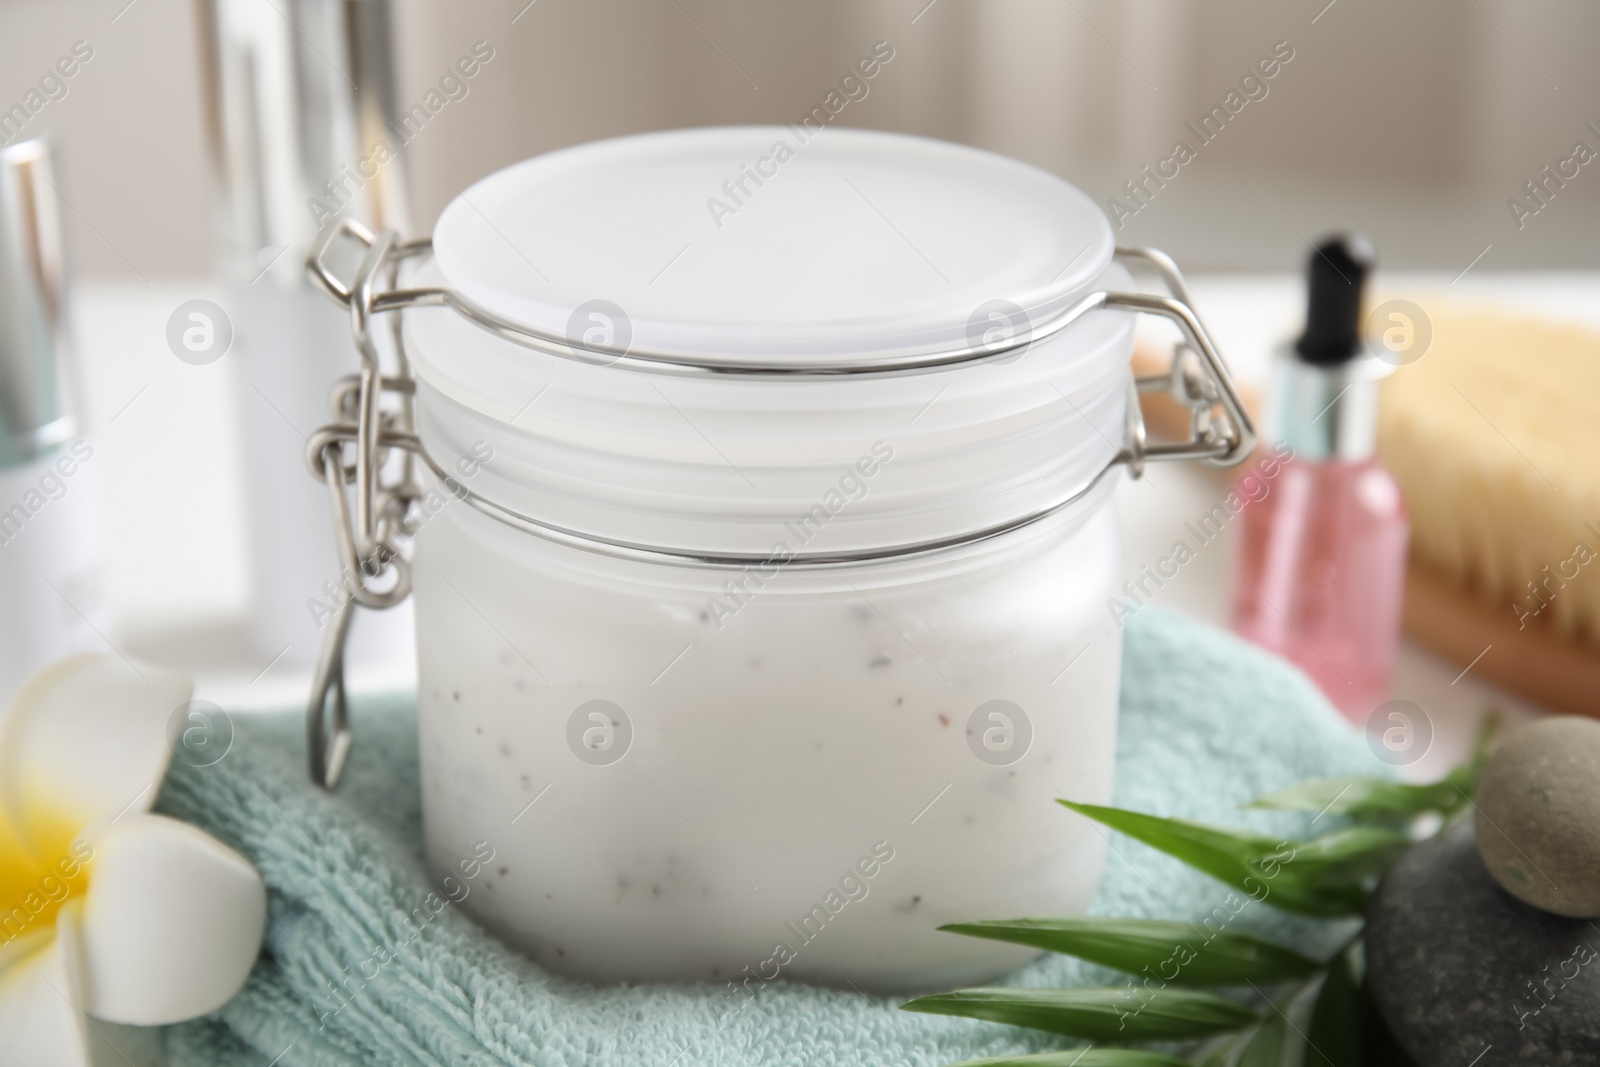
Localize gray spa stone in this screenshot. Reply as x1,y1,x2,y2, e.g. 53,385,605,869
1475,715,1600,917
1366,819,1600,1067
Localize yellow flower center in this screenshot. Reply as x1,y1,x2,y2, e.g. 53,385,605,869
0,808,92,949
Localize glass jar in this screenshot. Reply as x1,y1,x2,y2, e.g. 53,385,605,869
301,127,1253,992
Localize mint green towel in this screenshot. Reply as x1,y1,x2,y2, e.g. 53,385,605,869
155,608,1376,1066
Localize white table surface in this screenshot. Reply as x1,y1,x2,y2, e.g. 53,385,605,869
73,272,1597,783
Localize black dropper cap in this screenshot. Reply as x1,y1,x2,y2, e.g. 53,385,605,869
1293,234,1376,366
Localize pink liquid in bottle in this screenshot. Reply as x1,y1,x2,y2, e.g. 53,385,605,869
1231,453,1409,720
1230,234,1410,721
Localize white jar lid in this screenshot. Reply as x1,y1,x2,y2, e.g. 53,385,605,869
431,126,1114,361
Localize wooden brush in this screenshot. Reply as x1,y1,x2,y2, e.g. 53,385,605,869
1377,305,1600,715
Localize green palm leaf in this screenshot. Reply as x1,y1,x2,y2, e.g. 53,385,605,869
1247,777,1458,820
938,917,1318,986
1283,827,1411,888
1254,713,1499,822
902,986,1256,1041
1058,801,1366,916
949,1050,1194,1067
1236,1015,1287,1067
1304,946,1362,1067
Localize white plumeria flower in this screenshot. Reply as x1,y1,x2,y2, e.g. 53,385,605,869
0,655,267,1066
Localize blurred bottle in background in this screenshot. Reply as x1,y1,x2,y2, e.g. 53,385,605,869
195,0,413,673
1231,236,1410,720
0,139,108,703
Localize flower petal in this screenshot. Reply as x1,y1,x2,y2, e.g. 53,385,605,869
0,929,91,1067
71,814,265,1026
0,655,191,851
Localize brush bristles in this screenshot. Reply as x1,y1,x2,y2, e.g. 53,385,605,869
1378,307,1600,648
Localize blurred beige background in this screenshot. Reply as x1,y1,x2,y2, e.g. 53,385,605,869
3,0,1598,278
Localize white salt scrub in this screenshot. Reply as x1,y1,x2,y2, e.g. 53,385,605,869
390,126,1233,990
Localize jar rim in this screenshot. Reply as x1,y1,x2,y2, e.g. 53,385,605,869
430,126,1116,362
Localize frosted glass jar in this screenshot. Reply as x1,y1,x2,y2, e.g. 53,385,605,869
335,127,1251,991
415,474,1122,992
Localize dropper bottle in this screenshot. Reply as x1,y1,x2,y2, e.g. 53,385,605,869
0,139,108,701
1230,235,1410,720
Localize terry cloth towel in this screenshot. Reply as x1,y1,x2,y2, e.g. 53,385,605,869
156,607,1380,1067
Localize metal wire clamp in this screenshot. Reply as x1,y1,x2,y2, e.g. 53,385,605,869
301,218,1255,788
